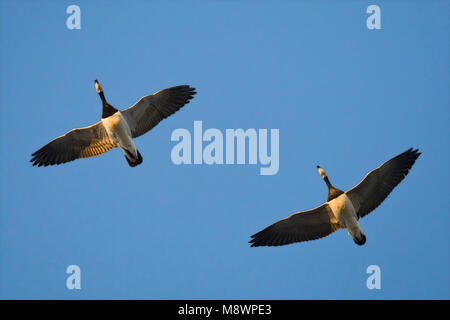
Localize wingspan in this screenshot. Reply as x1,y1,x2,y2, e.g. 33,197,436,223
121,85,196,138
30,122,117,166
249,204,343,247
346,148,421,218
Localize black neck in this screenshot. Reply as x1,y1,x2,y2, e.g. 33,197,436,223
327,188,344,202
323,176,332,188
323,176,344,201
99,92,118,118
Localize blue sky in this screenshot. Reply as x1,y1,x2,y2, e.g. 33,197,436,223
0,0,448,299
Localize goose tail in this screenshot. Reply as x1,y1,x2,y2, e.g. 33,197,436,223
124,149,143,167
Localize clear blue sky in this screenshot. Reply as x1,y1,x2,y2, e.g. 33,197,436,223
0,0,448,299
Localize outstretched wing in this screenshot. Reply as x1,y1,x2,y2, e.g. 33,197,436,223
121,85,196,138
30,121,117,167
249,204,343,247
346,148,421,218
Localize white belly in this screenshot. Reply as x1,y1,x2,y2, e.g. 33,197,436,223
101,112,137,157
328,193,363,240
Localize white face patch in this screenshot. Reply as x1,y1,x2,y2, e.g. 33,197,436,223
318,167,327,179
95,81,103,93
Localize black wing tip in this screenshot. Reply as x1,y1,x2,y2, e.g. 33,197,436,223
30,151,61,167
405,147,421,157
166,85,197,104
249,238,285,248
30,159,63,167
249,238,267,247
412,148,421,157
30,150,46,167
402,147,421,165
248,238,273,247
392,148,421,167
249,230,267,247
30,159,50,167
248,228,287,247
30,152,41,166
173,85,197,95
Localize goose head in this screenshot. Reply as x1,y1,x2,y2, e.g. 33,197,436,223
317,165,327,179
94,78,103,94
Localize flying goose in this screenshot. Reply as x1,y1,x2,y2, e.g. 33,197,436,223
249,148,421,247
30,79,196,167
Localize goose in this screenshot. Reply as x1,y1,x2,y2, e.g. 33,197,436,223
249,148,421,247
30,79,196,167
